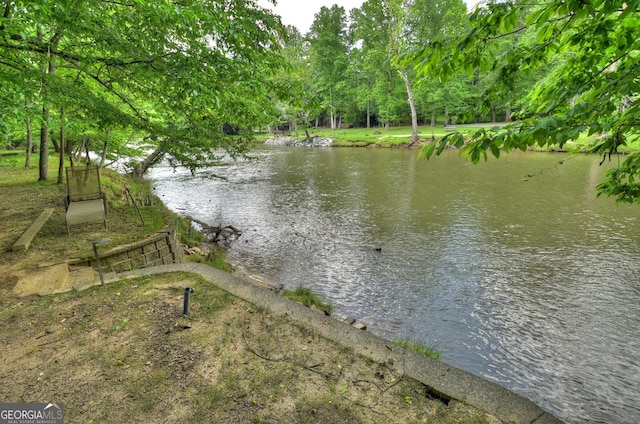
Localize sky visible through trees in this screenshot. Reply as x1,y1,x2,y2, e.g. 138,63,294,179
258,0,481,33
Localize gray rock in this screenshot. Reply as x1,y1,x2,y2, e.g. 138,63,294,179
264,136,334,147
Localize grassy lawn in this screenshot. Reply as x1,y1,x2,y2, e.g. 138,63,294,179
255,124,482,147
255,124,640,153
0,153,170,268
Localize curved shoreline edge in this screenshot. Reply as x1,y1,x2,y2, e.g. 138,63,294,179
82,262,562,424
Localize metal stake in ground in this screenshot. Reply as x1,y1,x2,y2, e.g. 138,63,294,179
125,187,145,225
91,238,111,285
180,286,195,316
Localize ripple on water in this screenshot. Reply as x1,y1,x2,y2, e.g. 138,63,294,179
149,149,640,423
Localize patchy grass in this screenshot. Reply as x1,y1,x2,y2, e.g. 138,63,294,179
175,216,204,248
282,286,333,316
308,126,475,148
393,339,442,360
257,124,640,155
255,125,481,147
0,154,176,270
0,272,501,424
188,250,233,273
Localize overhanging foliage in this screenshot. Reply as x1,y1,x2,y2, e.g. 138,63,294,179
0,0,287,176
406,0,640,203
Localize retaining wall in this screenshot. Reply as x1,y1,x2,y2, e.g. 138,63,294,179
70,228,184,273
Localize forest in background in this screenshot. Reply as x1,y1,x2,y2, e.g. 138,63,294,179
1,0,638,201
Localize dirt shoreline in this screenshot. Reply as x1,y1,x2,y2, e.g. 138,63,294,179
0,165,506,423
0,270,504,423
1,161,567,423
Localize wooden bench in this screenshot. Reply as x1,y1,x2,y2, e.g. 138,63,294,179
12,208,54,251
444,125,457,132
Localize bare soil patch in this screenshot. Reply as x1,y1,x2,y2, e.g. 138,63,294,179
0,273,500,423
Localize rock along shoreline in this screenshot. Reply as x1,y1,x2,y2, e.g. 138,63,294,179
263,136,334,147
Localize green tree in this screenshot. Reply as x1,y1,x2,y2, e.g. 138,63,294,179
351,0,467,135
351,0,408,130
388,0,421,142
307,5,351,129
408,0,640,202
0,0,285,179
405,0,468,127
273,25,321,135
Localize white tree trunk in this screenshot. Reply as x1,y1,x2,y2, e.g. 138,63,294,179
399,70,419,143
100,128,110,168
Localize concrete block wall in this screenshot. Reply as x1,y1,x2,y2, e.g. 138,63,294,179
70,228,184,273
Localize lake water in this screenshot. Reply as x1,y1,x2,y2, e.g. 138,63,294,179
149,147,640,423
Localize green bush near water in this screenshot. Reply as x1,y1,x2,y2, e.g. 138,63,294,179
175,216,204,248
282,286,333,316
188,250,233,273
393,339,441,360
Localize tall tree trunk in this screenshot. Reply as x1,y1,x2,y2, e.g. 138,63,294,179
132,146,165,180
491,104,497,123
39,105,49,181
51,134,60,153
505,107,512,123
57,106,65,184
65,138,74,155
84,138,91,163
399,70,419,143
25,110,32,168
366,99,371,129
38,31,61,181
100,129,110,167
75,135,87,163
329,85,336,130
385,67,392,130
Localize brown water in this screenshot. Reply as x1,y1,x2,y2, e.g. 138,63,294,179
150,147,640,423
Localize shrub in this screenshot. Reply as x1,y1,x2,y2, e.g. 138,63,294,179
282,286,333,316
393,339,441,360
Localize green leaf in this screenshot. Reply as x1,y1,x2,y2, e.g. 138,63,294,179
490,143,500,158
420,140,437,159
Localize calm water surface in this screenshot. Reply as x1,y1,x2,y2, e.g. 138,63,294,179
149,148,640,423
